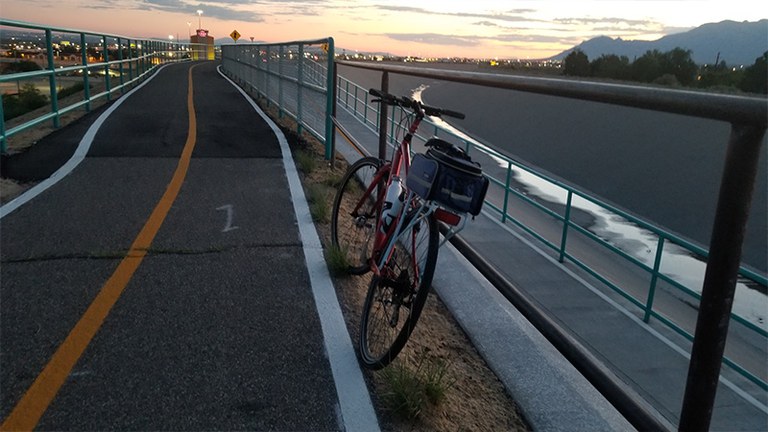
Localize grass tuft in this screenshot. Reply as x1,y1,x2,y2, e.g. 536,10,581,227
306,184,330,223
381,360,426,420
294,149,316,174
380,349,455,420
325,243,350,277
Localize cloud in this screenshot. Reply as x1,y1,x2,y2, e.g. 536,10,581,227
135,0,264,22
553,16,660,28
373,5,546,24
384,33,481,47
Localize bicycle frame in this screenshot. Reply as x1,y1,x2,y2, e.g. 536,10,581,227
343,104,427,278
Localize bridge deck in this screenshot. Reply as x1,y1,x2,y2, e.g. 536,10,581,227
0,61,374,431
1,60,765,431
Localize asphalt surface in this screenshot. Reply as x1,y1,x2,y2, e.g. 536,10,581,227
0,61,368,430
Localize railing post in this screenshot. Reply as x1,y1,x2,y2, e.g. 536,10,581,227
644,236,666,323
80,33,91,112
501,162,513,223
117,38,125,94
45,29,59,128
297,44,304,137
328,45,338,164
354,85,358,114
558,191,573,263
1,96,6,153
103,36,111,101
345,80,350,108
679,123,766,432
265,45,270,107
377,71,389,160
278,45,284,118
253,45,261,96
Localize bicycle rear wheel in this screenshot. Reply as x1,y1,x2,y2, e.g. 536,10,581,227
359,209,439,369
331,157,385,275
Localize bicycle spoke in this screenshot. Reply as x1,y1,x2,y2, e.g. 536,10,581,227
359,211,438,369
331,157,384,274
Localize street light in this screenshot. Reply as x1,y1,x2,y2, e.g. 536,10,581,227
187,21,192,37
197,10,203,30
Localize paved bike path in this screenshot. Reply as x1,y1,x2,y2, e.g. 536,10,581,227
0,62,376,430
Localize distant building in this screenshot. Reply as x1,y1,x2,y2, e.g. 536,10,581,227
190,29,214,60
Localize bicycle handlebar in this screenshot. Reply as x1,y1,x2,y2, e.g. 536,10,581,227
369,88,466,120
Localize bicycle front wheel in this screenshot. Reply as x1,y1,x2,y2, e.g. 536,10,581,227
359,210,439,369
331,157,385,275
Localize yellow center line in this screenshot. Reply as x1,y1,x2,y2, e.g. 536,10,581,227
1,63,200,431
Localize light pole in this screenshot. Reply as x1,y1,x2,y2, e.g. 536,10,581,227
168,35,174,58
187,21,192,37
197,10,203,30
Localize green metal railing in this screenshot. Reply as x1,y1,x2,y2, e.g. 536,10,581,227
334,66,767,393
0,19,203,153
219,38,335,159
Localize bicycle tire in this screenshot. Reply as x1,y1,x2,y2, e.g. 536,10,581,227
331,156,385,275
358,209,439,369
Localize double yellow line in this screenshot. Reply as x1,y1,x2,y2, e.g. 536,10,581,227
1,64,200,431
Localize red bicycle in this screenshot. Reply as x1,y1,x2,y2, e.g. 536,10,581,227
331,89,487,369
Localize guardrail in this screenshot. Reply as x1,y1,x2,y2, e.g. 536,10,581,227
220,38,335,158
0,19,203,153
333,60,766,431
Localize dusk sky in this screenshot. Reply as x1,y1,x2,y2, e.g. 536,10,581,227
1,0,765,58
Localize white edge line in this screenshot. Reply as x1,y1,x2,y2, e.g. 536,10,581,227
0,64,173,220
217,65,380,432
482,209,768,414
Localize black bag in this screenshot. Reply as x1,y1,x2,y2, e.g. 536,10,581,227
406,138,489,215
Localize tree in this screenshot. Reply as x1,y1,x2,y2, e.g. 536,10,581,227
632,50,664,82
590,54,630,80
2,84,49,121
740,51,768,94
2,60,42,75
563,49,590,77
662,48,697,86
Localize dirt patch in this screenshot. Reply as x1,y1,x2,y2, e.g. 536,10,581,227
262,102,529,432
0,178,31,204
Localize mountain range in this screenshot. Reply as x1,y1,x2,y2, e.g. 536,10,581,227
552,19,767,65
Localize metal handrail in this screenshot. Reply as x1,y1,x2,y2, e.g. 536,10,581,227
334,60,767,430
0,19,205,152
336,73,768,320
220,38,335,157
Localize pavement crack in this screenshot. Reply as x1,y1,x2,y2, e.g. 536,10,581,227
1,243,305,264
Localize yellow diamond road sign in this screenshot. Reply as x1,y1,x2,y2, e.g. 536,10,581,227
230,30,241,42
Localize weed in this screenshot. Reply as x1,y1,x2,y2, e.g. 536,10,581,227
422,357,455,405
381,359,426,420
323,171,345,189
325,243,350,277
380,349,455,420
294,149,316,174
306,184,330,223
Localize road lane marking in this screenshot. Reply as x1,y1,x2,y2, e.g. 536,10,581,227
0,63,200,431
216,204,240,232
